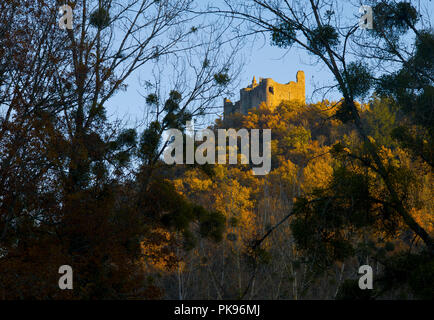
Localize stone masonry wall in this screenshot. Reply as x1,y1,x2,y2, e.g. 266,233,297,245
223,71,305,118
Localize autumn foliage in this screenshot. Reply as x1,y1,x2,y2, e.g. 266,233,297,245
0,0,433,300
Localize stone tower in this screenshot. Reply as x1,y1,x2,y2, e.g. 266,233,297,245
223,71,305,118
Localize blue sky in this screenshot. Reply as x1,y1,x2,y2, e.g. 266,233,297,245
106,38,340,126
105,0,434,128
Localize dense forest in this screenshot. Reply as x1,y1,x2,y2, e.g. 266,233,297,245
0,0,432,299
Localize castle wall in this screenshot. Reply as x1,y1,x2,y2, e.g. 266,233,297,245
224,98,241,114
223,71,305,118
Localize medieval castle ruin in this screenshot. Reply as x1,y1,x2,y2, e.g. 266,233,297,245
223,71,305,118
